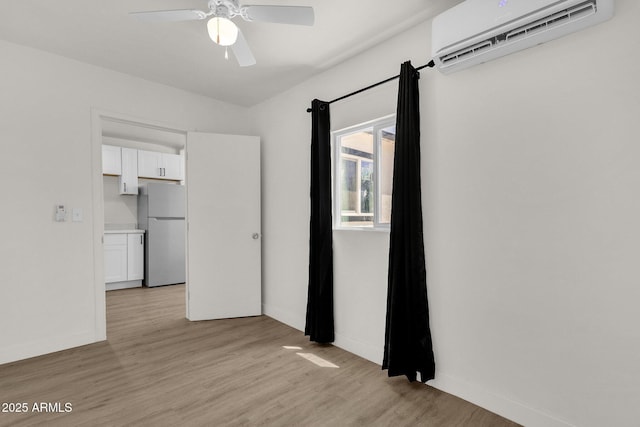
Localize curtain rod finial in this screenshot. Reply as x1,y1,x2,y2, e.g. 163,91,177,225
306,108,312,113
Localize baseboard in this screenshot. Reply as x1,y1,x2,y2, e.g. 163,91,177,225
263,303,573,427
264,304,382,364
106,280,142,291
262,302,305,332
429,373,575,427
0,332,101,366
333,331,383,365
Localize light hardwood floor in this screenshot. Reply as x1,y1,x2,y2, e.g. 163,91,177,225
0,285,520,426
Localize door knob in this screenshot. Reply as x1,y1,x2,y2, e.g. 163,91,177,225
252,233,260,240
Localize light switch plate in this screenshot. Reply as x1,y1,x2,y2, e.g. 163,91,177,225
72,208,83,222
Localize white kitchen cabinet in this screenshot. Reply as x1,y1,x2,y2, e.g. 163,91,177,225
104,231,145,290
103,145,138,195
137,150,162,178
119,148,139,195
127,233,144,280
104,234,128,283
102,145,122,175
162,153,184,180
138,150,184,181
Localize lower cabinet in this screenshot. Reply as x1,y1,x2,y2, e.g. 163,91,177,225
104,231,145,291
104,234,128,283
127,233,144,280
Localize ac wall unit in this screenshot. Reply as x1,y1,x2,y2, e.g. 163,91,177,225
432,0,614,74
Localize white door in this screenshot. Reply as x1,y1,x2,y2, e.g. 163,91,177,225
186,132,261,320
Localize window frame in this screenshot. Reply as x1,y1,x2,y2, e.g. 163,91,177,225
332,114,396,231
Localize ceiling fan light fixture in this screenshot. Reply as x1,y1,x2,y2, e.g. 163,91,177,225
207,17,238,46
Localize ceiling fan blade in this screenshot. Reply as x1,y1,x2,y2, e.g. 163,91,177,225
130,9,209,22
242,5,314,26
231,30,256,67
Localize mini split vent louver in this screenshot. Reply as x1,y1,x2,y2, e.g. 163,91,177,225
432,0,614,74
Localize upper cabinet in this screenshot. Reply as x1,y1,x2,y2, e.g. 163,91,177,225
138,150,184,181
161,153,184,181
137,150,162,179
120,148,139,195
102,145,122,175
102,145,137,195
103,146,184,184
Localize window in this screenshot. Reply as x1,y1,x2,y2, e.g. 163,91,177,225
334,115,396,229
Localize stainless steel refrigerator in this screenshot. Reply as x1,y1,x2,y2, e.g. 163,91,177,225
138,182,186,287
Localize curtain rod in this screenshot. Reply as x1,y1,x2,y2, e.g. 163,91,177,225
306,60,435,113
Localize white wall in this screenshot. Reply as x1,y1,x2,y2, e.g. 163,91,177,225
2,3,639,424
0,39,250,364
103,175,138,225
250,1,640,426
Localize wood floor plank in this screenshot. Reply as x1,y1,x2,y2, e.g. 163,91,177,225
0,285,520,426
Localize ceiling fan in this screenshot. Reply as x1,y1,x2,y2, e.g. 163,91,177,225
130,0,315,67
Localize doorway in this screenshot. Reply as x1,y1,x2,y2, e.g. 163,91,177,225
91,110,188,338
91,111,263,341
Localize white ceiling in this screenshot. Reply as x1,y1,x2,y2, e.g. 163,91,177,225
0,0,461,106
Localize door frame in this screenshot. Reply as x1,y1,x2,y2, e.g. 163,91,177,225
90,108,187,340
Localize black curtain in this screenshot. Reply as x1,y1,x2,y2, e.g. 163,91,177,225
305,99,335,344
382,61,435,382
